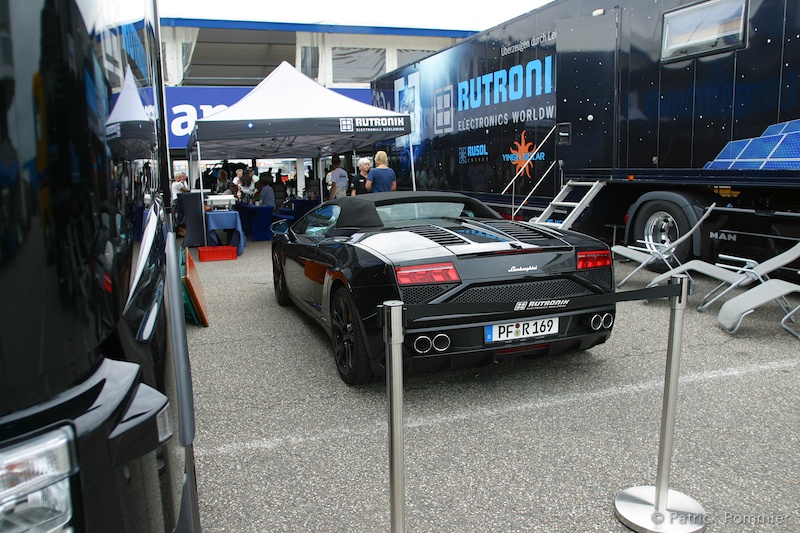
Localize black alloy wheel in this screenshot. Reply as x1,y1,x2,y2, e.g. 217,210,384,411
272,250,289,306
331,287,373,385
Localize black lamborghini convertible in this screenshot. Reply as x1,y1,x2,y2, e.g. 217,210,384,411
271,191,615,384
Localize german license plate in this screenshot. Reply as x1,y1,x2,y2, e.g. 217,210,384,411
484,317,559,343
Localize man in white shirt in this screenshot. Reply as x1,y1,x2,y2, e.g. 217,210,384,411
328,155,349,200
171,172,189,232
171,172,188,202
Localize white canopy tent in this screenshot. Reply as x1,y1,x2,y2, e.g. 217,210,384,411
106,66,155,160
188,61,412,161
186,61,414,244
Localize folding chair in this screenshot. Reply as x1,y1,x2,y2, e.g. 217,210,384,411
613,203,716,288
646,240,800,311
717,279,800,340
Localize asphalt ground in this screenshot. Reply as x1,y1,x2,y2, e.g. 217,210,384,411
184,239,799,532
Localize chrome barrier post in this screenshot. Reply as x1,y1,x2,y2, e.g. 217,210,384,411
382,300,406,533
614,274,706,533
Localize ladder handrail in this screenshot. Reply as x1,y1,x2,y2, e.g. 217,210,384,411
512,160,558,217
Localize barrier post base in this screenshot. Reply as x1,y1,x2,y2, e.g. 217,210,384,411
615,486,706,533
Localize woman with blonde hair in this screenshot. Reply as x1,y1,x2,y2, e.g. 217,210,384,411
365,150,397,193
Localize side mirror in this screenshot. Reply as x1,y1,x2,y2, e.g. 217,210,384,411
271,219,289,235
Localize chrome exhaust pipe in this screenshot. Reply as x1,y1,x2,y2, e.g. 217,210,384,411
432,333,451,352
590,313,614,330
413,335,432,354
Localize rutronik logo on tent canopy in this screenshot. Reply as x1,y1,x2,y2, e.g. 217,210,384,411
340,118,354,132
340,117,409,133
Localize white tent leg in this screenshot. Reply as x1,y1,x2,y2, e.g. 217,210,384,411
408,137,416,192
317,158,325,201
295,157,305,197
352,149,357,195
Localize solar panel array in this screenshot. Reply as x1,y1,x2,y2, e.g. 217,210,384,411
704,119,800,170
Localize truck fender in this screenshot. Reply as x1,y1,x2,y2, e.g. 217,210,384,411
623,191,715,257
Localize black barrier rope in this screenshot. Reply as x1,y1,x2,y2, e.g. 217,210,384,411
610,284,683,303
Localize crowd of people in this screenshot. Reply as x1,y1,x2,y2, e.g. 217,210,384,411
169,152,425,238
323,150,397,200
171,150,410,213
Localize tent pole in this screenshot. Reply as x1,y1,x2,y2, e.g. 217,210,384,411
196,137,207,246
408,136,417,192
317,158,324,201
352,149,357,195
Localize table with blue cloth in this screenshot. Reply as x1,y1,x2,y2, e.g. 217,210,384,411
236,203,275,241
205,210,246,255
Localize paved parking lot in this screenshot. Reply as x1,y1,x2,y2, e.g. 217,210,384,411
185,240,799,532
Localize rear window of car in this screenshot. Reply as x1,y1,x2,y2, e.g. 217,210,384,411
376,201,472,223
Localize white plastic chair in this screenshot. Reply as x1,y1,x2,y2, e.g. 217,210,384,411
646,240,800,311
717,279,800,340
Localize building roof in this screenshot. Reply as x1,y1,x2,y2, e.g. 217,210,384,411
158,1,553,86
159,0,546,32
162,18,473,86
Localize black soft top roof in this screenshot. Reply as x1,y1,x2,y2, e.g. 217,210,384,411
326,191,502,229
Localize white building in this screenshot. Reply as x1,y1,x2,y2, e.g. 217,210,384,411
160,18,470,90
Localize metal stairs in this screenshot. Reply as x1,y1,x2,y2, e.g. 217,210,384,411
533,180,606,230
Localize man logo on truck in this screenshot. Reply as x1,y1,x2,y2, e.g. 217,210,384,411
710,231,737,242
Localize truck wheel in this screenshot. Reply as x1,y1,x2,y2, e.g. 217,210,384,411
632,200,691,271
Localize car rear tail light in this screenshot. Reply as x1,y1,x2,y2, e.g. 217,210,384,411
577,250,612,269
0,426,76,531
396,262,460,285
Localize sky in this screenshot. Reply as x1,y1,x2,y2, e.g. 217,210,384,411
159,0,555,32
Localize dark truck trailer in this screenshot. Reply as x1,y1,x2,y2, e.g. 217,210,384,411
371,0,800,279
0,0,201,531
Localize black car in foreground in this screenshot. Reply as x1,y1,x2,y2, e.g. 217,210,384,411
271,191,615,384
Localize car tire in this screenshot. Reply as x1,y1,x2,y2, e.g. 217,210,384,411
632,200,691,271
331,287,373,385
272,250,290,306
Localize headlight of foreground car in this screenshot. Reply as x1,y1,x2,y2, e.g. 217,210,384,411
0,426,77,532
